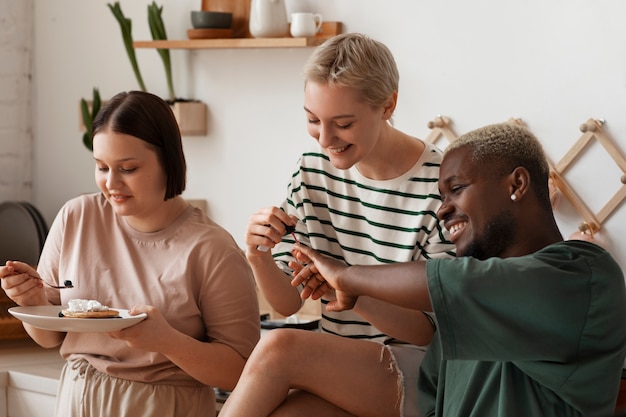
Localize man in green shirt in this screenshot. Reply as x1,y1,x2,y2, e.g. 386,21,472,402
294,122,626,417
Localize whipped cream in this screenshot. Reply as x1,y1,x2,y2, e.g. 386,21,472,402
67,299,110,312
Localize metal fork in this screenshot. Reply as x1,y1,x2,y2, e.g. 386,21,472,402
32,275,73,289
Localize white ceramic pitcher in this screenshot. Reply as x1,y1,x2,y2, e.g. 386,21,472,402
249,0,289,38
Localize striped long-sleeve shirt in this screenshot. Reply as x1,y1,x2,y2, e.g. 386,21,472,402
273,142,455,342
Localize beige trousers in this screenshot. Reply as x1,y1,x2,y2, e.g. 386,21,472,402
54,358,216,417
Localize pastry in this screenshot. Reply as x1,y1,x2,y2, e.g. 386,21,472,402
59,299,120,318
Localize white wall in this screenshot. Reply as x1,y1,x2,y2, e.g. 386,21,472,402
29,0,626,272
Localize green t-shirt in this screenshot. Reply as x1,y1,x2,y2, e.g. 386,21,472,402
421,240,626,417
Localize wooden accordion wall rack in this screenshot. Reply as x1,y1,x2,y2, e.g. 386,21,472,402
425,115,626,236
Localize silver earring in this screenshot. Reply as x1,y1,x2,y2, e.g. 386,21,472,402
510,194,517,201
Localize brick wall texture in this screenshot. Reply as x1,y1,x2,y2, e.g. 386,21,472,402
0,0,33,202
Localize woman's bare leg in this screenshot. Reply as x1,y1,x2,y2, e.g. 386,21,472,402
270,390,355,417
219,329,402,417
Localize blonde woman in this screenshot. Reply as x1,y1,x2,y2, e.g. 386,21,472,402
224,33,455,417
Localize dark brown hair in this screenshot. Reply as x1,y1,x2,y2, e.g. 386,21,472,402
92,91,186,200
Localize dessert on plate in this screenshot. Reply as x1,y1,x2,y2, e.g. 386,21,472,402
60,299,120,318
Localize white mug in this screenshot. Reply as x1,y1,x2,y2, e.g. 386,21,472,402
290,12,323,38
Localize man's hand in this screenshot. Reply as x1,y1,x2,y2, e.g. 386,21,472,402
291,243,358,311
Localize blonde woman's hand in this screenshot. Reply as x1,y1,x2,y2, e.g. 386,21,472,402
245,207,297,256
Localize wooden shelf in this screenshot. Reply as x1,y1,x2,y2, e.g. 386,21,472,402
133,21,342,50
133,36,331,49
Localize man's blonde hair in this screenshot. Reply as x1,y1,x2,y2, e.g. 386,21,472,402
448,122,551,207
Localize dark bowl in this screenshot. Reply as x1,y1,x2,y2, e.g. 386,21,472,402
191,11,233,29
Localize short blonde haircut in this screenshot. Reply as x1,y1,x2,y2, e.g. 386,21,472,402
302,33,399,108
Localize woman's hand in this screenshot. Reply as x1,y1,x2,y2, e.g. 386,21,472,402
291,244,358,311
0,261,48,306
109,305,173,351
245,207,297,256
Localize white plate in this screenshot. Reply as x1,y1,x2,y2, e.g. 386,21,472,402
8,306,147,333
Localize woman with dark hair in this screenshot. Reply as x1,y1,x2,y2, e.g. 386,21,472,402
0,91,260,417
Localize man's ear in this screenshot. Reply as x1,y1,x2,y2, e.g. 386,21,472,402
508,166,530,201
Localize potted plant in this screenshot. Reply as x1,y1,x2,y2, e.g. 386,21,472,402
80,1,207,150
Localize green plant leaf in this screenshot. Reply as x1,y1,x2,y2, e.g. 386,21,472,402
80,87,102,152
92,88,102,116
108,2,147,92
148,2,175,101
80,99,93,152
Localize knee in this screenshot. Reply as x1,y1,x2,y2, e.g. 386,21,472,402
246,329,305,372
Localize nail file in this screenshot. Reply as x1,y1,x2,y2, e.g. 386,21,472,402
258,224,297,252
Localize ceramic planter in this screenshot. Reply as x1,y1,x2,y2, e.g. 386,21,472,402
171,100,207,136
